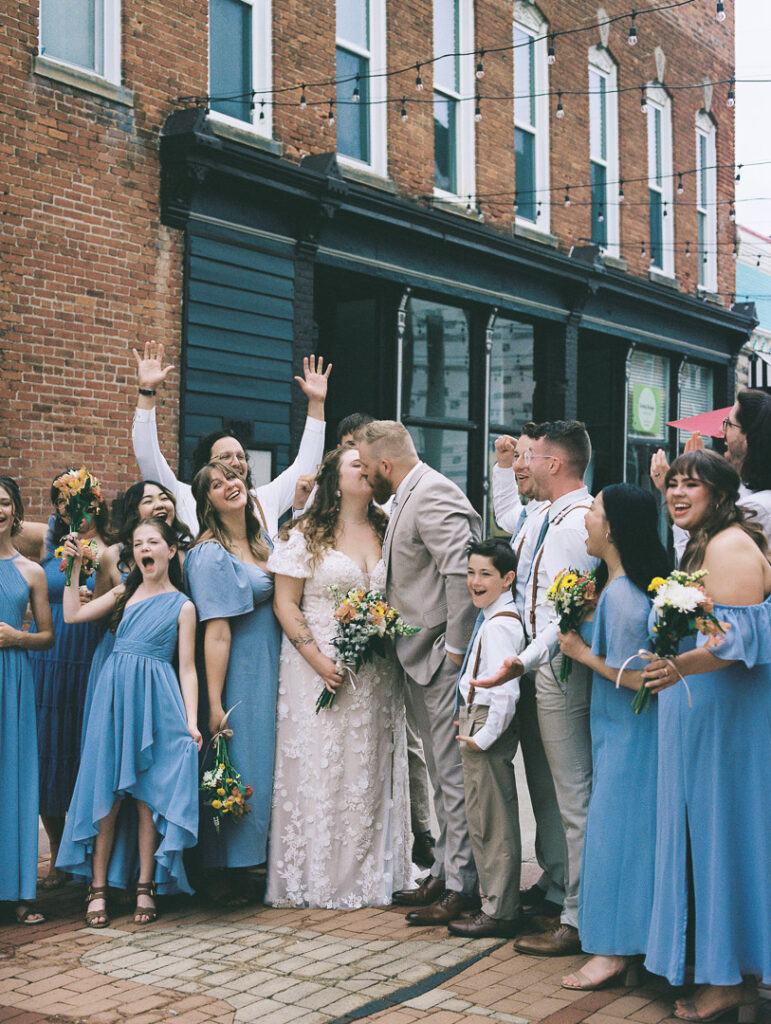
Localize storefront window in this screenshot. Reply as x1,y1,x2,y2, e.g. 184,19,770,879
678,362,714,450
626,349,670,488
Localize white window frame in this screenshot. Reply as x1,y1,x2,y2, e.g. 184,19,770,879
695,111,717,293
39,0,121,85
335,0,387,177
513,1,550,233
432,0,475,204
646,83,674,277
588,46,619,258
208,0,273,139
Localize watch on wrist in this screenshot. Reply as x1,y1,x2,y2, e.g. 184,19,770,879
138,388,157,397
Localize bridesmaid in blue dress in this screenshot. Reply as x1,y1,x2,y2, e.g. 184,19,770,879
27,477,113,888
57,518,202,928
642,451,770,1023
184,461,281,904
557,484,671,990
0,476,54,924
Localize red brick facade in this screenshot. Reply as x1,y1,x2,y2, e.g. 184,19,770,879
1,0,736,516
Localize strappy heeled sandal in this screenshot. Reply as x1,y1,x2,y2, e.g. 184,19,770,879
84,886,110,929
133,882,158,925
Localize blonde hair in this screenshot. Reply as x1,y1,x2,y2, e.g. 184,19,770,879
191,461,270,562
354,420,417,461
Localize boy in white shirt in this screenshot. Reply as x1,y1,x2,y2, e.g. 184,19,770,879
450,539,525,939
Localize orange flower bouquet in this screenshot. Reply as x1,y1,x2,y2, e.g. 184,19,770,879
52,467,103,586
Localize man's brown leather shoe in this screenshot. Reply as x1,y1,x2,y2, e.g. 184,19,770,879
392,875,445,907
513,923,582,956
406,890,480,926
411,831,436,870
448,910,522,938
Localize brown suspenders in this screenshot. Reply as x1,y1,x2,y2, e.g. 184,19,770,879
468,610,522,707
528,504,592,640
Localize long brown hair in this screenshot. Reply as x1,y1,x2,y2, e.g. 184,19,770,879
278,447,388,570
110,519,183,632
191,461,270,562
665,450,768,572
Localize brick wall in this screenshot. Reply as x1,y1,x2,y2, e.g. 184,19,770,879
2,0,735,518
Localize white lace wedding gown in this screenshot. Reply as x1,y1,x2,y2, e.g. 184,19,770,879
265,529,412,909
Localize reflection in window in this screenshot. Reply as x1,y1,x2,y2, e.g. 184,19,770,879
626,348,670,490
210,0,252,123
407,426,468,492
489,319,535,429
336,0,370,162
402,299,470,422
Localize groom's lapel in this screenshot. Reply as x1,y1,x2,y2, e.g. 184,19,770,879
385,464,430,574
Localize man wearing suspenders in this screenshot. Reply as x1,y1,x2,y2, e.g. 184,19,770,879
492,426,567,927
477,421,598,956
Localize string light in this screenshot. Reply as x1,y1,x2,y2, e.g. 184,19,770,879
536,201,542,219
716,0,726,21
415,64,423,91
352,77,360,102
598,204,605,223
729,202,736,221
400,96,408,121
513,193,519,213
556,91,564,119
548,33,556,65
663,201,668,217
564,186,571,207
477,201,485,221
628,10,638,45
474,95,482,122
466,198,474,214
476,50,485,80
300,85,307,110
640,86,648,114
327,99,335,126
732,243,738,259
677,173,684,195
735,163,742,181
258,99,265,121
685,241,691,256
726,77,735,107
618,180,625,202
641,241,646,256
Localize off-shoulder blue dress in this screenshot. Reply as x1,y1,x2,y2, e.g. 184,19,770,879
645,595,771,986
184,541,281,868
578,577,658,955
0,555,39,901
29,521,103,817
57,590,199,894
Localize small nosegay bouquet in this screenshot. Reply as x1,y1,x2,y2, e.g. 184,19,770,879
200,734,252,834
547,567,599,682
55,537,100,587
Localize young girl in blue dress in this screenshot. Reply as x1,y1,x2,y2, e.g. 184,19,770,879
557,484,671,990
642,451,770,1023
57,518,202,928
0,476,54,924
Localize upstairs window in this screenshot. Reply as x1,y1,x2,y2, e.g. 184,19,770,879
209,0,272,136
336,0,387,174
513,3,549,230
647,85,674,276
433,0,474,199
39,0,121,83
588,47,619,256
696,112,717,292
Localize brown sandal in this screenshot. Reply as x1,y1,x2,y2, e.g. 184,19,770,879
133,882,158,924
84,886,110,928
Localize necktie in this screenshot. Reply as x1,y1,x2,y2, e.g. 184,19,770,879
509,506,528,550
525,514,551,587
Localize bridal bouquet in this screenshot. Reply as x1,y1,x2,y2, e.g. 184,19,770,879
546,567,599,683
200,735,253,833
54,537,99,587
629,569,730,714
316,587,420,712
52,467,103,586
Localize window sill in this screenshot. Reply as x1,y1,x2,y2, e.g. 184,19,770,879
337,160,397,194
33,54,133,106
648,268,680,290
430,193,482,221
513,220,559,248
208,115,282,156
601,253,627,272
696,287,723,306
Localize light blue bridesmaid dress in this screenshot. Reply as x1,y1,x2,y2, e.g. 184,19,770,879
57,590,199,894
645,595,771,986
0,555,40,901
184,540,281,868
577,576,658,955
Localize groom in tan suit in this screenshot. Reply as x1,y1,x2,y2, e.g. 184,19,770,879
356,421,481,925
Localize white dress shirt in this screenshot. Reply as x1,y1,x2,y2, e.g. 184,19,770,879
492,464,525,534
491,465,550,619
518,486,599,675
672,483,771,564
458,592,524,750
132,406,325,538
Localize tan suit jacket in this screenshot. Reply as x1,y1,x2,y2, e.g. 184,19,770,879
385,463,481,686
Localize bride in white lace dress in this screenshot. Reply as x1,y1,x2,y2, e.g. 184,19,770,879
266,446,412,908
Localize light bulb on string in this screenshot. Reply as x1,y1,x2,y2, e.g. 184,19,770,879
415,63,423,91
729,202,736,222
328,99,335,126
598,205,605,223
663,202,668,218
640,241,646,257
685,242,691,257
732,243,738,260
400,97,408,121
476,50,485,80
677,174,684,195
249,91,256,114
466,198,473,214
727,77,735,108
536,201,542,219
735,163,742,181
300,85,307,110
513,193,519,213
556,91,564,119
548,33,556,65
757,255,762,268
477,201,485,221
618,180,625,202
564,186,571,207
352,77,360,102
474,95,482,122
716,0,726,21
628,10,638,45
640,86,648,114
259,99,265,121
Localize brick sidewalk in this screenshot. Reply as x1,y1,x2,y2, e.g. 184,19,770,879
3,867,766,1024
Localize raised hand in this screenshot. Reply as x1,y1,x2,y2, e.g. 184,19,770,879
133,341,174,392
294,355,332,417
293,473,316,512
684,431,705,453
494,434,517,469
649,449,669,494
470,655,524,689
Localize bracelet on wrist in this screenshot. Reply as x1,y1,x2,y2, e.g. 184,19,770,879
138,388,157,397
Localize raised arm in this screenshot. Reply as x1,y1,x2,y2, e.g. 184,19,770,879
177,601,202,749
492,436,524,534
131,341,181,495
273,573,343,692
61,538,122,624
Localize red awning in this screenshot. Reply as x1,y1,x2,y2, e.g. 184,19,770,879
666,406,732,438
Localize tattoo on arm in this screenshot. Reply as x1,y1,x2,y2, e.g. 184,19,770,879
290,613,316,650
